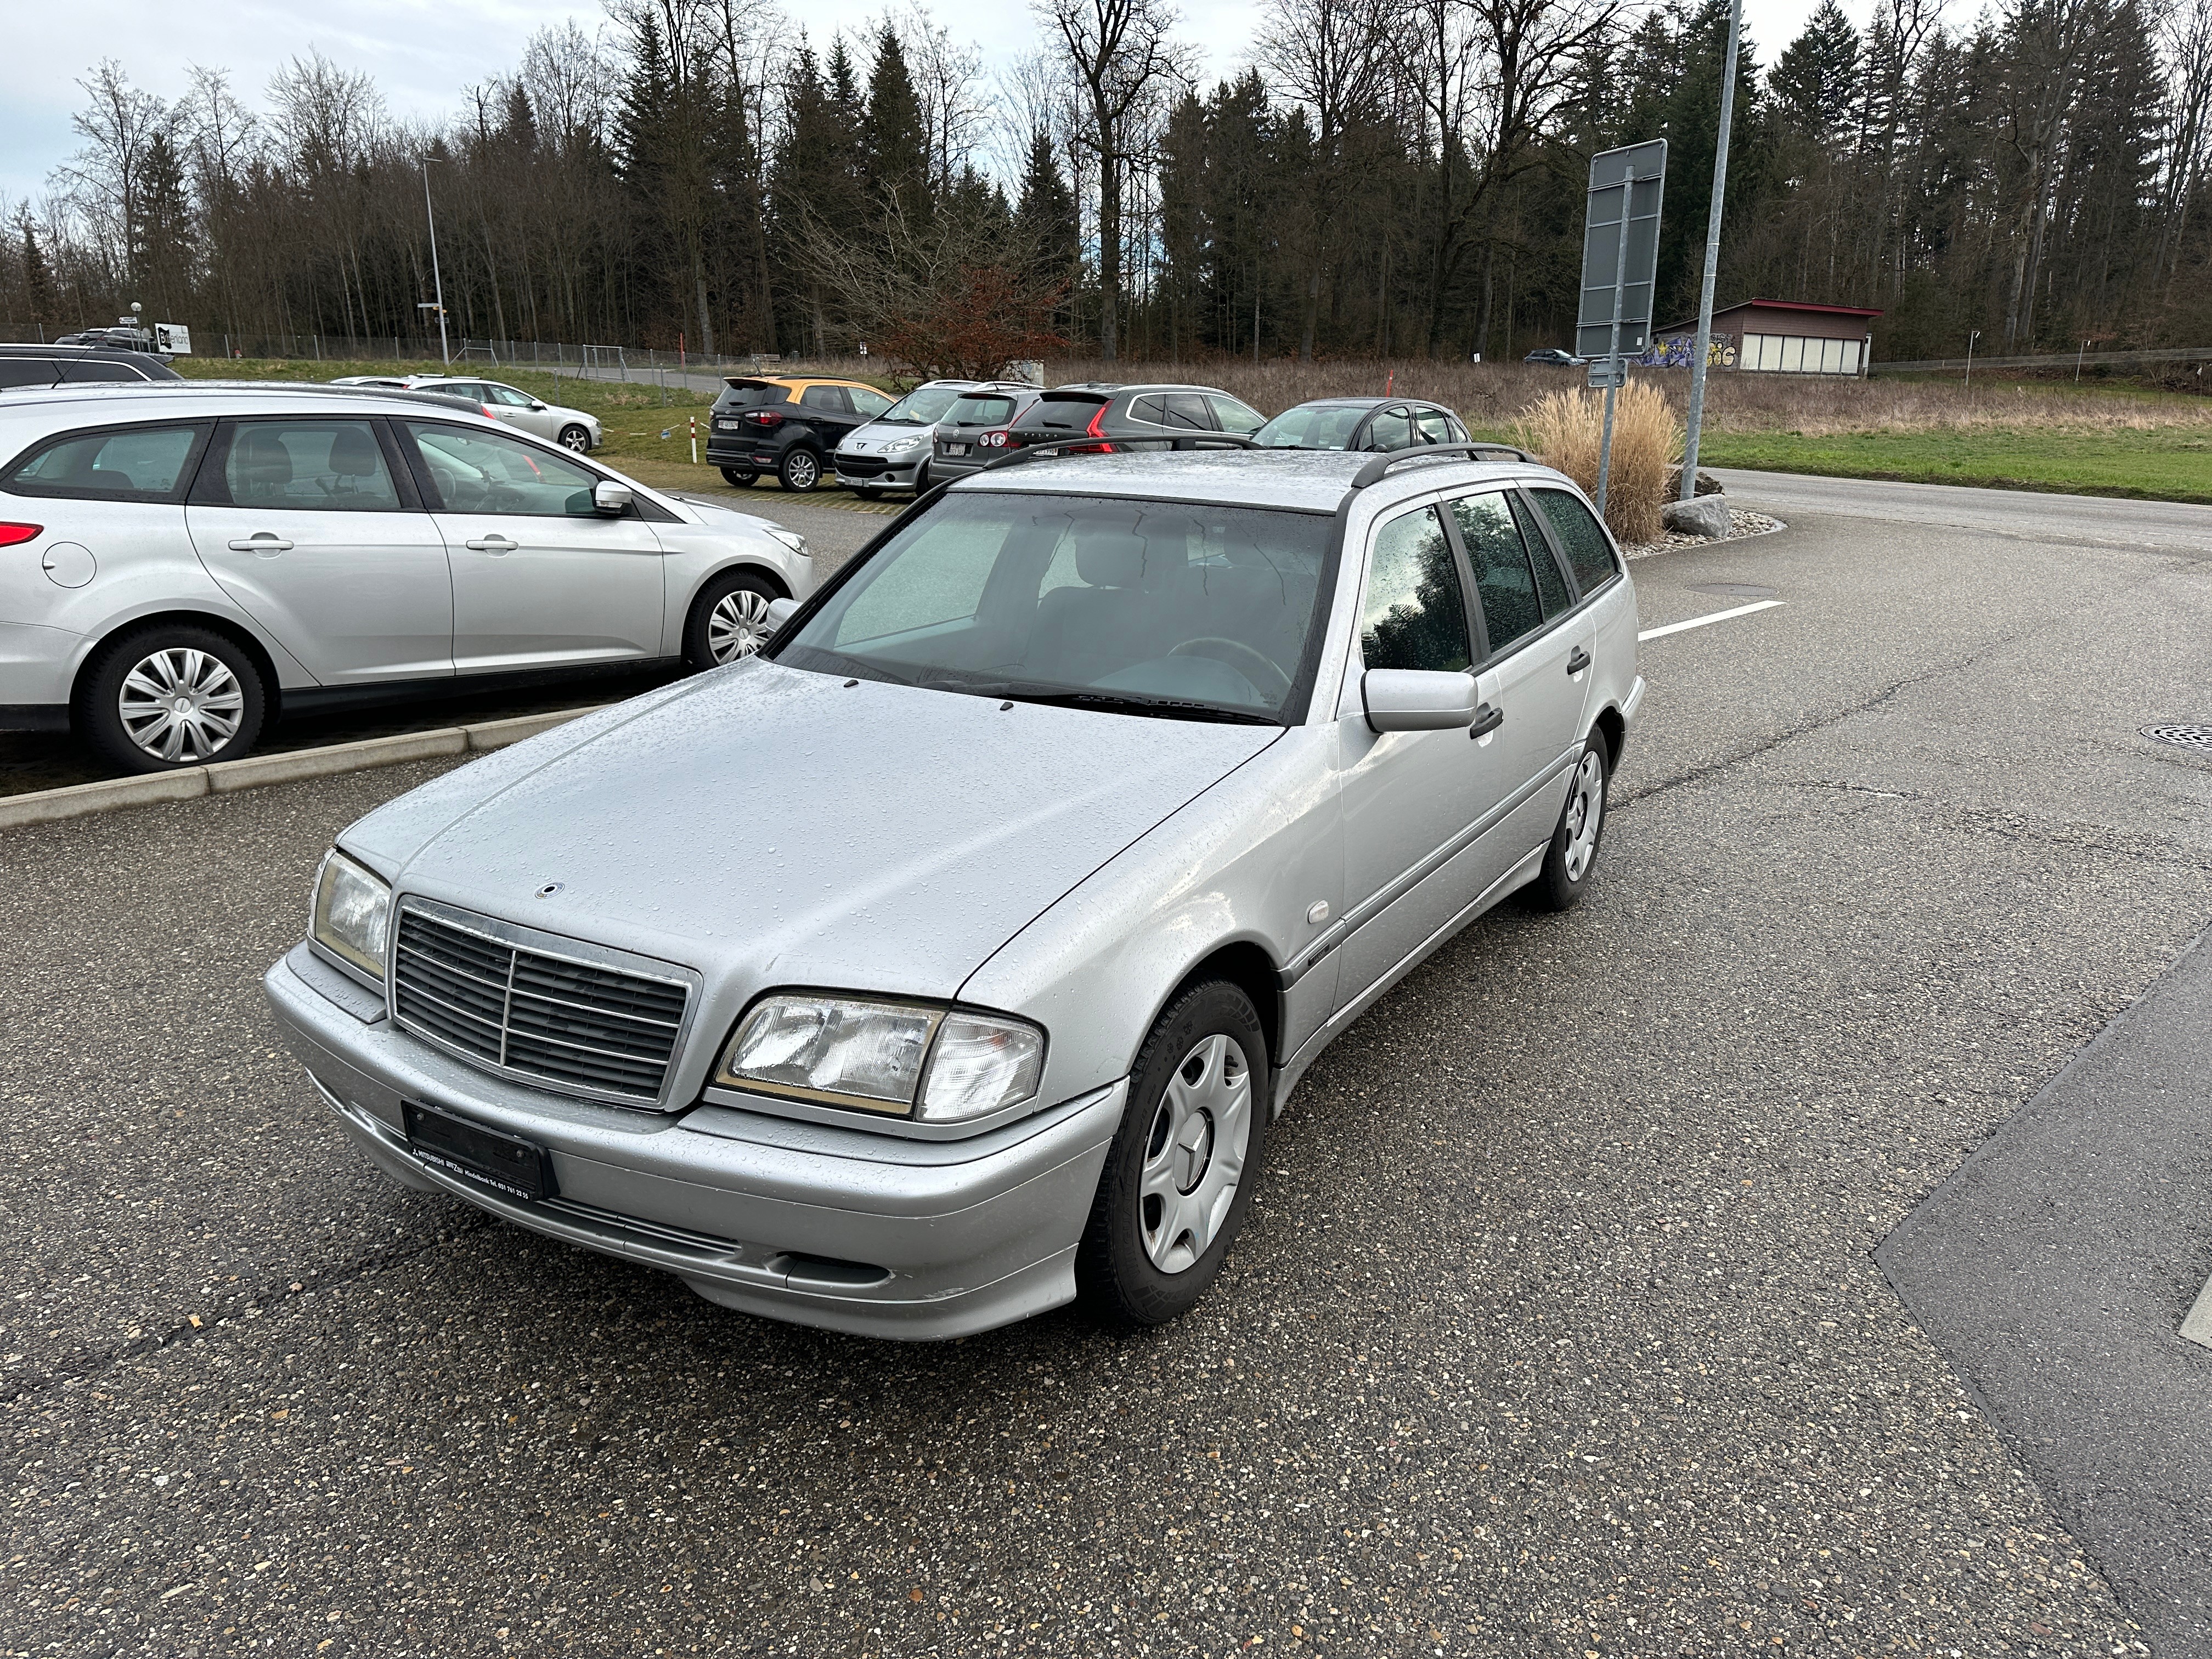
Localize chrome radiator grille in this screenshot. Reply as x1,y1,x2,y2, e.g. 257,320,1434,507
392,906,690,1104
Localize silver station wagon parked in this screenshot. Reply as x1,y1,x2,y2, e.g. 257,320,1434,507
265,442,1643,1339
0,385,814,770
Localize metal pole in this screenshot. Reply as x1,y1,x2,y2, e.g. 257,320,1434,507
422,159,450,368
1680,0,1743,500
1965,329,1978,389
2076,339,2087,382
1595,171,1635,521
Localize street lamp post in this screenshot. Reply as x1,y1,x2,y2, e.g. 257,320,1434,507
1679,0,1744,501
1965,329,1980,390
420,157,450,367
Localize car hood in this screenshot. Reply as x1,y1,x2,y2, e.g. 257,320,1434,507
341,659,1281,1002
836,418,932,454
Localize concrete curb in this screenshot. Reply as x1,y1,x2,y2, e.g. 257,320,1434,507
0,706,602,833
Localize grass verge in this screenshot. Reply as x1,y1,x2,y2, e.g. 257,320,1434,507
1687,427,2212,503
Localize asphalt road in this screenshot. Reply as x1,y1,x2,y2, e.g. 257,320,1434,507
6,475,2212,1657
0,492,888,798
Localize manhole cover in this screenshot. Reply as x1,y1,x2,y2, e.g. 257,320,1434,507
2142,723,2212,752
1689,581,1779,599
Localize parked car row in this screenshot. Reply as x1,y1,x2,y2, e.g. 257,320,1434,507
330,374,603,452
709,373,1490,499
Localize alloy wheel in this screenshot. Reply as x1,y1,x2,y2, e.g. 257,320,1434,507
117,647,245,763
1563,748,1606,882
783,451,819,490
559,426,591,452
1137,1034,1252,1274
707,588,775,663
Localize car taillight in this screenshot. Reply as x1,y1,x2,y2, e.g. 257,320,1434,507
483,404,498,417
983,431,1008,448
1084,404,1108,438
0,523,42,547
746,410,784,427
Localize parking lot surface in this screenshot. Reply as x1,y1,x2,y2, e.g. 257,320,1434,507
6,477,2211,1656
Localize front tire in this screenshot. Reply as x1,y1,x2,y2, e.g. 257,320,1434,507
557,424,592,453
720,467,759,488
80,624,267,773
1077,979,1268,1328
1528,726,1611,911
778,448,822,492
684,568,782,669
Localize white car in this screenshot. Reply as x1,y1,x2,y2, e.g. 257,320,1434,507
404,376,603,453
0,383,812,771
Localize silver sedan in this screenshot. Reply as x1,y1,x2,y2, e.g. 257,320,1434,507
266,444,1643,1339
404,376,603,452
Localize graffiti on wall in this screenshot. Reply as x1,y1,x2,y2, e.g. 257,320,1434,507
1640,334,1736,368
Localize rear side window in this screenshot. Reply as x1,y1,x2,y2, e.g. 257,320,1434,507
1510,493,1573,618
1413,409,1460,444
1162,392,1212,430
57,360,148,384
1361,506,1472,673
6,424,207,501
216,420,405,512
1449,492,1547,655
800,385,851,412
1530,487,1620,593
1365,409,1414,450
0,359,59,389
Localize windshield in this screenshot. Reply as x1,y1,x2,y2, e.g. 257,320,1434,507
877,385,973,425
1255,405,1370,450
776,492,1334,723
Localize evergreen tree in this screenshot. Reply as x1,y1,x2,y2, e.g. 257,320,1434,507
131,128,196,317
1771,1,1861,145
861,25,929,222
17,209,55,325
1014,127,1079,334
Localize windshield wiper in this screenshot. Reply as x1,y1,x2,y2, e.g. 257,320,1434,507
941,681,1282,726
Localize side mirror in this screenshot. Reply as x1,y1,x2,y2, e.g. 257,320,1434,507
763,596,800,637
530,400,548,411
592,480,635,515
1361,669,1478,732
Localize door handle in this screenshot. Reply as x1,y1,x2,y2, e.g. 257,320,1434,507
1565,646,1592,675
1469,702,1505,738
464,535,517,554
227,534,292,554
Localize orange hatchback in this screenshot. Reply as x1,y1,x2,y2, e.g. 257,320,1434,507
705,375,895,493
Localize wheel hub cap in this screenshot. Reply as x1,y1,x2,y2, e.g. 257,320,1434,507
1138,1034,1252,1275
1564,751,1605,881
707,590,774,664
119,648,244,763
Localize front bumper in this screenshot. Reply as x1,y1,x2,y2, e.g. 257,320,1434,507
833,453,928,489
264,945,1122,1339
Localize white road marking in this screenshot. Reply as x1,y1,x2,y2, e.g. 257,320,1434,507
1638,599,1785,642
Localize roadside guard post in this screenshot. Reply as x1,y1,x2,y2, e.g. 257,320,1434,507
690,414,698,465
1576,139,1666,520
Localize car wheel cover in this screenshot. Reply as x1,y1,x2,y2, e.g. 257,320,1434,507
560,427,589,451
119,647,244,763
786,452,818,488
1564,748,1605,881
1138,1034,1252,1274
707,588,774,663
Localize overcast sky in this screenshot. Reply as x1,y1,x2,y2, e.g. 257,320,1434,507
5,0,1853,208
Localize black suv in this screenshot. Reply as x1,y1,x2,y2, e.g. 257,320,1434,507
0,343,183,391
1007,383,1266,453
706,375,897,492
1252,397,1470,452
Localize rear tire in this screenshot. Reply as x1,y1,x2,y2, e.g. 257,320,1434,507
79,624,267,774
720,468,759,488
684,568,782,669
778,448,822,493
1076,979,1268,1328
1528,727,1610,911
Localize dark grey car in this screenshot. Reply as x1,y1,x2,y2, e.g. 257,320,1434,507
0,343,183,391
928,386,1046,480
1008,383,1266,454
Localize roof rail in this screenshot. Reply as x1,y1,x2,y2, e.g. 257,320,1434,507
969,432,1256,477
1350,441,1539,489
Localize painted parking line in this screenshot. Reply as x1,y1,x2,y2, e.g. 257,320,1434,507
1638,599,1785,642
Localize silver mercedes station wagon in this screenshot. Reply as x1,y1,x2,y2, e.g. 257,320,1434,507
264,443,1644,1339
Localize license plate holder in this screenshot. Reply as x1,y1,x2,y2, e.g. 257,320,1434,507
403,1101,558,1202
946,443,969,456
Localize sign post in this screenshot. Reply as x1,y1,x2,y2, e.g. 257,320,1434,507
1576,139,1667,520
1680,0,1743,500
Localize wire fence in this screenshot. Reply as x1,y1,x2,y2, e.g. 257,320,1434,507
0,325,806,379
1874,345,2212,376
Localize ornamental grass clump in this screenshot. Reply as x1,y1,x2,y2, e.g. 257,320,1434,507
1515,379,1682,545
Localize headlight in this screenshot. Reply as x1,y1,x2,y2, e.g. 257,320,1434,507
885,435,925,454
311,849,391,981
764,526,808,556
714,993,1045,1124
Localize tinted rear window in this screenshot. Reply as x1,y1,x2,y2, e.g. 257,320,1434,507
718,383,790,410
946,395,1017,425
1028,392,1109,430
7,424,207,500
1529,487,1620,592
57,360,146,383
0,359,59,390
